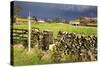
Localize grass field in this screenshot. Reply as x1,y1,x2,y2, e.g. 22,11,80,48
13,22,97,37
13,45,56,66
12,45,81,66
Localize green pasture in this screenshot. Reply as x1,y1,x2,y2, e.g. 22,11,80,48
13,22,97,37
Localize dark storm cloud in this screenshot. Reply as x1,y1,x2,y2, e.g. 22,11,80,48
14,1,97,20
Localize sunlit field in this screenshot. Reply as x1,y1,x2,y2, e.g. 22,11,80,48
13,22,97,37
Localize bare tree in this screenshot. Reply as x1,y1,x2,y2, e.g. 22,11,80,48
53,16,62,23
14,5,22,17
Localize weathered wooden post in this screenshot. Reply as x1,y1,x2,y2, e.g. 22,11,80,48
28,11,31,52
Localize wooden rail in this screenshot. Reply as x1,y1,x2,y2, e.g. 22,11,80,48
11,28,28,44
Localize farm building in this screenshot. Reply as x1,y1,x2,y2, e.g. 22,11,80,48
37,19,45,23
69,21,80,26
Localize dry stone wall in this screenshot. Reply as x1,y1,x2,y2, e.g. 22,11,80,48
12,29,97,62
51,31,97,62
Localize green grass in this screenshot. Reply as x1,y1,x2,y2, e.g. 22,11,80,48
12,45,54,66
13,47,40,66
13,22,97,37
12,45,81,66
12,45,86,66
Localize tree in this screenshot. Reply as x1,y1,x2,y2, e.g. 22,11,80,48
13,5,22,23
45,19,52,23
14,5,22,17
32,16,38,22
53,16,62,23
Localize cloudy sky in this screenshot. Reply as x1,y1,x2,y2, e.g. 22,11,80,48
13,1,97,20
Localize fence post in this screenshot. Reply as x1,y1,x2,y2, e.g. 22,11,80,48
28,11,31,52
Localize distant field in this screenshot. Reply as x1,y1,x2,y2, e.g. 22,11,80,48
13,22,97,37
